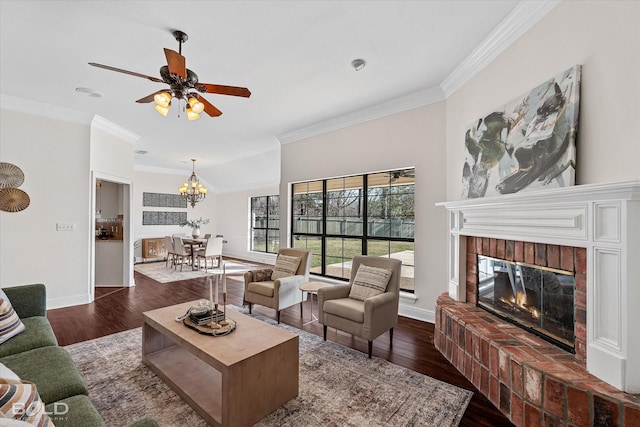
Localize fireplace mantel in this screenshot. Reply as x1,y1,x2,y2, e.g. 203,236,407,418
437,181,640,393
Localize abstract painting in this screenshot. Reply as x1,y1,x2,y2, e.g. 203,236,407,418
461,65,581,199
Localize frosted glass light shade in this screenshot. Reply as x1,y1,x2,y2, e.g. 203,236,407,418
188,97,205,114
154,92,171,107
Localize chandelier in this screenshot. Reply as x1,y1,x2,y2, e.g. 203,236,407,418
179,159,207,208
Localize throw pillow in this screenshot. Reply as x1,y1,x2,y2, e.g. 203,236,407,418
0,362,20,381
251,269,273,282
349,264,393,301
0,289,26,344
0,378,55,426
271,255,302,280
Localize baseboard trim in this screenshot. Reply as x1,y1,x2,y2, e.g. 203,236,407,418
399,304,435,324
47,294,91,310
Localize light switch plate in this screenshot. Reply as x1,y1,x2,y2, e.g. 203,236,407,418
56,223,76,231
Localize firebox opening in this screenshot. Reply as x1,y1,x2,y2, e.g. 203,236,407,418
477,255,575,353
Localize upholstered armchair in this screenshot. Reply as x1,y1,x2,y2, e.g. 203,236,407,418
244,248,311,323
318,256,402,358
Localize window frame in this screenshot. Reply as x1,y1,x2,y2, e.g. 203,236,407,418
290,169,415,293
250,195,280,254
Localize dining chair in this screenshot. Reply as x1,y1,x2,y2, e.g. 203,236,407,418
196,237,224,272
172,237,192,271
164,235,176,268
203,233,212,239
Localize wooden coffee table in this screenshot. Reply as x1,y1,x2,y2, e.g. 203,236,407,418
142,301,299,426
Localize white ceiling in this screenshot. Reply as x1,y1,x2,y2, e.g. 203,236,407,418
1,1,549,174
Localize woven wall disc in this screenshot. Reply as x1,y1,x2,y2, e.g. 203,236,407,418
0,163,25,188
0,188,30,212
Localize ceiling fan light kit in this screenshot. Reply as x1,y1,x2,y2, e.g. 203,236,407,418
153,92,171,107
89,30,250,120
186,104,200,121
188,96,205,114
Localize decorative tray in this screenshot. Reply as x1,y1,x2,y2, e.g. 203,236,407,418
183,316,236,336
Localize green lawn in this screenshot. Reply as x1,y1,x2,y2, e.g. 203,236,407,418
293,237,414,268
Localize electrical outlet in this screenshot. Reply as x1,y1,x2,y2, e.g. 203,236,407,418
56,223,76,231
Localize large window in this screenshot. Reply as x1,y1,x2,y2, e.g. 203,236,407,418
251,195,279,253
292,169,415,293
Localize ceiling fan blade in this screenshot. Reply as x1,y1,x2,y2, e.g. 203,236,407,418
88,63,163,83
196,95,222,117
198,83,251,98
164,48,186,79
135,90,168,104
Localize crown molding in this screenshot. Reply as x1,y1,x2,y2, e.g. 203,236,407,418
277,86,445,145
91,115,139,144
440,0,560,97
0,93,93,125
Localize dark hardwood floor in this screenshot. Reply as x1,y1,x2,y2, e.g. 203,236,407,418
47,261,513,427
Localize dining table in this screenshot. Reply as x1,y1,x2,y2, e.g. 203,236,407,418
182,238,206,270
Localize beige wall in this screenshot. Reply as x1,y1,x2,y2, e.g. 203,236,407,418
281,103,447,321
445,1,640,199
0,109,92,308
215,186,280,265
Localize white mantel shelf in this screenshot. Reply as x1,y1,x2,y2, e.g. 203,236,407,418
437,181,640,393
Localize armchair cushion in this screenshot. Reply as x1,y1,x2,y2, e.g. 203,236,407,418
0,289,26,344
348,264,392,301
271,255,301,280
247,281,275,298
323,298,365,323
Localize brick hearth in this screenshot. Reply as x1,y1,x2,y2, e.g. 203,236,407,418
434,236,640,426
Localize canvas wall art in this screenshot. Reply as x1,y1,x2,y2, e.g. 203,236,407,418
142,211,187,225
461,65,581,199
143,192,187,208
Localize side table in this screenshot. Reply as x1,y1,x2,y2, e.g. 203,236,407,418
299,281,332,325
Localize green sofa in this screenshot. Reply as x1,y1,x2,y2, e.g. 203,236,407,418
0,284,157,427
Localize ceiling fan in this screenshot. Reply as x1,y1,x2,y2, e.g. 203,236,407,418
89,30,250,118
391,169,415,182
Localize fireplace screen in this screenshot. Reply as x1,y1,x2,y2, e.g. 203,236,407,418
477,255,575,351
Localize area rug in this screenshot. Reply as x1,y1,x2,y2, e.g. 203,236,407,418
65,313,472,426
134,259,260,283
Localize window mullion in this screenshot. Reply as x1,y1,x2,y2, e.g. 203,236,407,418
363,174,369,255
321,180,327,276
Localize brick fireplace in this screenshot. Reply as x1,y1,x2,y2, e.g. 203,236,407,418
436,181,640,426
467,239,587,358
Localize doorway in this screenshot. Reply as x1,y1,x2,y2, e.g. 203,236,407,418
91,173,133,300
